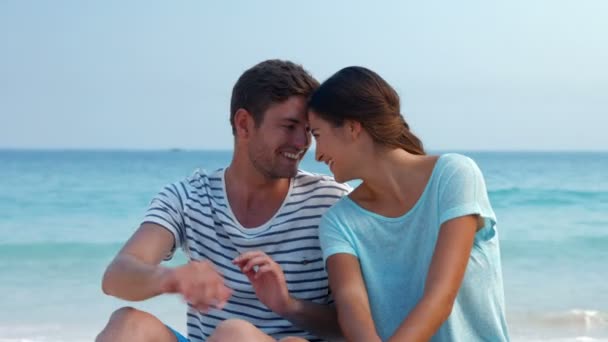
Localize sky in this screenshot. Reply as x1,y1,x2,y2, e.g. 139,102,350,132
0,1,606,151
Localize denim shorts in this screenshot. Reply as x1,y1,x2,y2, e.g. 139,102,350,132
166,325,189,342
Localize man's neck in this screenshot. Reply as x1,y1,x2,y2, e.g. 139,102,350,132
224,162,292,228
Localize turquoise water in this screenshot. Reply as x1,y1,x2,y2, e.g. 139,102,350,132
1,150,607,341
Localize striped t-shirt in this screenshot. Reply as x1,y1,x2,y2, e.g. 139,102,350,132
143,168,350,341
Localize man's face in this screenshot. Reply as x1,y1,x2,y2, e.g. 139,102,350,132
248,96,311,179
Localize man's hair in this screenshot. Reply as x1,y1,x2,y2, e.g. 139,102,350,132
230,59,319,135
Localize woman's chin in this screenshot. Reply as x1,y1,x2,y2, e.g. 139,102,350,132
332,173,348,184
329,171,340,182
327,165,350,184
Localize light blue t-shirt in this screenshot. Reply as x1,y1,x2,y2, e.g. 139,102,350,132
319,154,510,341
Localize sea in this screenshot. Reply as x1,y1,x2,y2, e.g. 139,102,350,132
0,150,606,342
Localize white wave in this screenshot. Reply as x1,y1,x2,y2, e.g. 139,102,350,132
537,309,608,328
509,309,608,341
0,324,90,342
514,338,608,342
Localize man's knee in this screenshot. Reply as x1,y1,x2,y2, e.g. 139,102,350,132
96,306,174,342
209,319,272,342
110,306,141,322
107,306,146,328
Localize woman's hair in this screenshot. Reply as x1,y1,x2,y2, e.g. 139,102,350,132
309,66,424,155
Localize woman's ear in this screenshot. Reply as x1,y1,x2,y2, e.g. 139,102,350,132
347,120,362,141
234,108,253,139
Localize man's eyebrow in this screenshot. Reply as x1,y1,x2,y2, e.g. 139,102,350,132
282,118,300,124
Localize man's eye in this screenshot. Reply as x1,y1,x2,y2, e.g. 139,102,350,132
283,125,295,130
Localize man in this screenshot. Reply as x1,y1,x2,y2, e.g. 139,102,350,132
96,60,350,342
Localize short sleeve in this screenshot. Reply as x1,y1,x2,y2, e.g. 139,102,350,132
142,181,187,260
437,155,497,237
318,208,357,265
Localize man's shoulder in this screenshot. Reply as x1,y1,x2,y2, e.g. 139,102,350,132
293,170,352,195
180,168,224,188
159,168,224,199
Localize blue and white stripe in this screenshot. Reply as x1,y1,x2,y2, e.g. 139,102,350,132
143,168,349,341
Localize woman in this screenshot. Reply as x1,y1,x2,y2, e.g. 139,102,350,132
308,66,510,342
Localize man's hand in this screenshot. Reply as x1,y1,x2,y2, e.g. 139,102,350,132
233,251,295,316
160,260,232,312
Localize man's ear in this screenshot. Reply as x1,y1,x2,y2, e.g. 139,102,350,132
234,108,254,139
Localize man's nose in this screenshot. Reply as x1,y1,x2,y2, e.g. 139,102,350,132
294,126,311,149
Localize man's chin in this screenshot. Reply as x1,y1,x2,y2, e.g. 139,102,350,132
272,164,299,179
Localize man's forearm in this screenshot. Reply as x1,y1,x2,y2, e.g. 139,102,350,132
102,254,170,301
282,298,344,341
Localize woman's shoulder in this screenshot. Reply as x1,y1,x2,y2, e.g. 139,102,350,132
429,153,485,189
438,153,476,167
434,153,482,176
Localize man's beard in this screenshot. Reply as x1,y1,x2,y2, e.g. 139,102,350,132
248,143,300,179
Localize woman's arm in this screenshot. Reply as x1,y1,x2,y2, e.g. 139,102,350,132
327,253,382,342
388,215,478,342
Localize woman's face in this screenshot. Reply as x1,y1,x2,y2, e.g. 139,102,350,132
308,110,356,183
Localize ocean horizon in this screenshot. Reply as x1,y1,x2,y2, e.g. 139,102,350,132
1,149,606,341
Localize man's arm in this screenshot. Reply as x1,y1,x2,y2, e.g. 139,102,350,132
102,223,232,311
233,251,344,341
280,296,342,341
102,223,175,301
